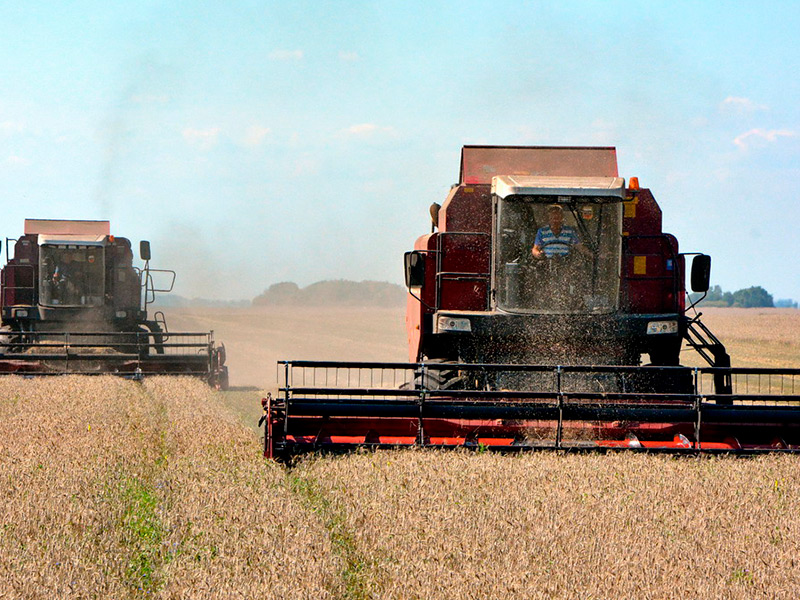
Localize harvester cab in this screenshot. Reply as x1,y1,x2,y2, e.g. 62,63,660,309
0,219,228,388
264,146,799,459
491,176,625,316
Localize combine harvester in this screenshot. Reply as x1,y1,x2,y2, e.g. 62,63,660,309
0,219,228,388
263,146,799,458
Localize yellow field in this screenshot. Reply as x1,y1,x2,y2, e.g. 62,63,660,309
684,307,800,368
1,306,798,597
165,305,800,387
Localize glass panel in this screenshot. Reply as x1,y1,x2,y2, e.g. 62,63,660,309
495,198,621,314
39,245,105,307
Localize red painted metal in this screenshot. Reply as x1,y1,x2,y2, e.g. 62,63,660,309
266,413,800,458
267,146,798,459
0,220,228,387
459,146,619,185
408,146,686,363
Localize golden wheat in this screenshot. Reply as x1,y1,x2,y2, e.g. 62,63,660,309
0,376,155,597
299,450,800,599
145,377,341,599
0,376,341,599
1,306,798,598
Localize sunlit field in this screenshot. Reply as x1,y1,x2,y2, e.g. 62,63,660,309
685,307,800,368
1,307,798,597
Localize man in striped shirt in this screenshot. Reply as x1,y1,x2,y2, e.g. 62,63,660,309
531,204,589,260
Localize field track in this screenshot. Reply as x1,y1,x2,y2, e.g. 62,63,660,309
1,307,798,598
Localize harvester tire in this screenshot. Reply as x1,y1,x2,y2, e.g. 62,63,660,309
0,326,12,355
402,359,463,390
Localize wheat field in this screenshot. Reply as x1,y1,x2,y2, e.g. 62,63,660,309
1,306,798,598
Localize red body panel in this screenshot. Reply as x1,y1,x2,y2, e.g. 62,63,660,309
407,147,685,362
621,189,683,314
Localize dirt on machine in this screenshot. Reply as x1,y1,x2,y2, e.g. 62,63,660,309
0,219,228,388
262,146,800,458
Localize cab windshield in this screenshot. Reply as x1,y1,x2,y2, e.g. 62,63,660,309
494,197,622,314
39,245,105,307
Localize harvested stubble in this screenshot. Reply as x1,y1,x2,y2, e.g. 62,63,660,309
298,450,800,600
0,376,341,599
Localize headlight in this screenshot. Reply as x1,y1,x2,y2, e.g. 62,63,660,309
437,316,472,333
116,311,127,318
646,320,678,335
13,309,28,318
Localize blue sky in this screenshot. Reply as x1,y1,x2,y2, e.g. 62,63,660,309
1,1,798,301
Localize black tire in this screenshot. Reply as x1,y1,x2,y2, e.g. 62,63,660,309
401,359,463,390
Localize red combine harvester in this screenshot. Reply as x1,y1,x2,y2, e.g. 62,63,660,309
263,146,799,458
0,219,228,388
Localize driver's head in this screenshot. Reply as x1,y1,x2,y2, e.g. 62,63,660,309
547,204,564,228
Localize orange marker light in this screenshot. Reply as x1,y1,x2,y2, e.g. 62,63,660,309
629,177,639,190
108,235,115,242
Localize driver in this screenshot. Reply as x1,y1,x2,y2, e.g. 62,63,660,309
52,253,72,285
51,253,78,304
531,204,590,260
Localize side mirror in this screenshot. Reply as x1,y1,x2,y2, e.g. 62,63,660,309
404,251,426,288
429,202,441,231
690,254,711,293
140,240,151,262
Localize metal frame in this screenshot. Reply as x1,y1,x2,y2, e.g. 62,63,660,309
264,360,800,459
0,330,223,382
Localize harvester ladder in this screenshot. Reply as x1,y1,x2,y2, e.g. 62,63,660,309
684,315,732,395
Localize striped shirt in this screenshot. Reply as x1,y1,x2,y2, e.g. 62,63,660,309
534,225,580,257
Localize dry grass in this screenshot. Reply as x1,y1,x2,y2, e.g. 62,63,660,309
146,377,341,598
165,306,407,389
683,307,800,368
299,450,800,599
0,376,341,599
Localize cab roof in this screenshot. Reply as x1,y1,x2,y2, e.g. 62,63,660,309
25,219,110,236
491,175,626,200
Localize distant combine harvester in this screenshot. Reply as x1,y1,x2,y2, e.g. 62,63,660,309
0,219,228,388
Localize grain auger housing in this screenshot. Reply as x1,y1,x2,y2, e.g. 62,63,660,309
263,146,799,459
0,219,228,388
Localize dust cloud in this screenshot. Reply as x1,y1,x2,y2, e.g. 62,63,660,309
164,305,408,390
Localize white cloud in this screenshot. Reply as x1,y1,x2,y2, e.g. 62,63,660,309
720,96,768,113
339,51,359,62
182,127,222,150
244,125,272,147
733,128,796,149
268,49,304,61
342,123,396,137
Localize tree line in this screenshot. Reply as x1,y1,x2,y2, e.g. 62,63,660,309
690,285,779,308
